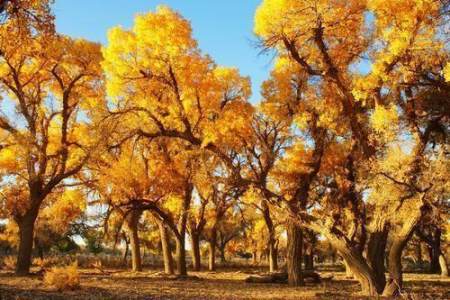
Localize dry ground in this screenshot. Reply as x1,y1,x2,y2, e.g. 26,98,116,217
0,267,449,300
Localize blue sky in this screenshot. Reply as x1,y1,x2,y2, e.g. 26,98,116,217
53,0,271,104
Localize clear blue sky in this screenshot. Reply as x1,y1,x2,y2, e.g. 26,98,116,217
53,0,271,103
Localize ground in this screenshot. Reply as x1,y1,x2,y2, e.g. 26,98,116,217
0,267,449,299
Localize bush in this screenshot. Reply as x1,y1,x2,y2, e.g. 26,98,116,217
44,262,80,291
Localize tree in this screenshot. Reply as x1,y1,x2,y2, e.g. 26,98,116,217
0,11,105,273
242,115,289,273
254,0,449,295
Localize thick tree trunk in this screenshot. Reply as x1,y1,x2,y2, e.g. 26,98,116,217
325,230,383,296
286,220,304,286
175,237,187,276
15,212,37,275
126,210,142,272
158,221,174,275
343,251,382,296
366,227,388,290
427,244,439,273
190,233,201,271
383,237,407,296
383,217,419,297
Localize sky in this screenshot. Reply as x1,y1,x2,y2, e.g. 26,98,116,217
53,0,271,104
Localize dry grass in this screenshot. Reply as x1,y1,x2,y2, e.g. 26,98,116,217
43,262,80,291
0,267,449,299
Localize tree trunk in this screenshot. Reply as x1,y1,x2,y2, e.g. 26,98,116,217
366,227,388,290
219,245,226,263
252,250,257,265
208,239,216,271
15,210,38,275
190,233,201,271
325,231,383,296
343,260,353,278
268,240,278,272
122,236,129,267
383,237,406,296
427,245,439,273
262,199,277,273
175,236,187,276
126,210,142,272
208,227,217,271
415,241,423,265
286,220,304,286
343,251,382,296
158,221,174,275
439,254,448,277
174,183,192,276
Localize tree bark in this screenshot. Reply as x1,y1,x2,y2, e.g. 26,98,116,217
342,250,382,296
383,218,418,297
438,254,448,277
15,212,37,275
324,230,383,296
190,233,201,271
208,237,216,271
175,236,187,276
262,199,277,272
286,220,304,286
383,237,407,296
158,221,174,275
415,241,423,265
269,240,278,273
122,234,129,267
343,260,353,278
126,210,142,272
219,245,226,263
366,227,388,290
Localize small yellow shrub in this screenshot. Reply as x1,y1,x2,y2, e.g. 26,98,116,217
2,256,16,270
44,262,80,291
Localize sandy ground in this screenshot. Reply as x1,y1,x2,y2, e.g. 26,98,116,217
0,268,449,299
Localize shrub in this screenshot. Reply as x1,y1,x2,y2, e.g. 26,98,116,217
44,262,80,291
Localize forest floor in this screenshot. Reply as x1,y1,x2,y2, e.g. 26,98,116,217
0,267,449,299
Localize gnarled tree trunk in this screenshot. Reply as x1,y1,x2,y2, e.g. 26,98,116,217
286,220,304,286
366,227,388,290
383,216,419,297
